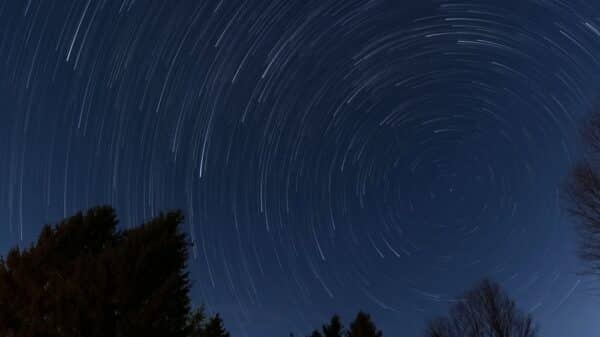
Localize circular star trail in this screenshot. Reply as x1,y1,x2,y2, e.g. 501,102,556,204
1,1,600,336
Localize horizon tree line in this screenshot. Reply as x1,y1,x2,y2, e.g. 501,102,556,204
1,110,600,336
0,206,541,337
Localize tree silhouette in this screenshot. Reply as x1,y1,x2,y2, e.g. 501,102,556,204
201,314,230,337
322,315,344,337
566,111,600,275
424,279,536,337
307,315,344,337
346,311,382,337
0,206,227,337
307,312,383,337
308,330,324,337
187,308,207,337
187,308,230,337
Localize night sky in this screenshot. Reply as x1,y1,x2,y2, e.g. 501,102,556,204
0,0,599,336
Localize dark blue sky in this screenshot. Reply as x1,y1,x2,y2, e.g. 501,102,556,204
0,0,599,336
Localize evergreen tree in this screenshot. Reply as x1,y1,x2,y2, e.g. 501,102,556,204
202,314,230,337
346,311,382,337
0,206,224,337
308,330,324,337
322,315,344,337
187,307,207,337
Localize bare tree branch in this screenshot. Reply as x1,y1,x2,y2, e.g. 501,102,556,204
424,279,536,337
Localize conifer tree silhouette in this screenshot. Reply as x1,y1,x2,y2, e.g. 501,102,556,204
0,206,227,337
307,312,383,337
323,315,344,337
346,311,382,337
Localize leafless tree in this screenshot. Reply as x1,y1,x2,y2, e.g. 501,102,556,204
424,279,536,337
566,111,600,275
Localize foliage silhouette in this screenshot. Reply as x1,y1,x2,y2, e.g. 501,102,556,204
306,314,343,337
205,314,230,337
424,279,536,337
323,315,344,337
566,111,600,276
0,206,544,337
186,306,231,337
306,312,383,337
346,311,382,337
0,206,228,337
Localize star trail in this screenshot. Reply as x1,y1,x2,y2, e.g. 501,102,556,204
0,0,599,336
